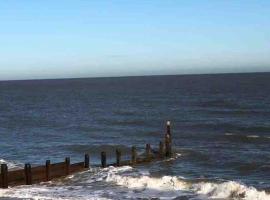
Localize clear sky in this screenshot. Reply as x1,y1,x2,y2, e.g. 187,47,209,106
0,0,269,80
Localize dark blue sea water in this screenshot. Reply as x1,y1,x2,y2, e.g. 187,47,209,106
0,73,270,199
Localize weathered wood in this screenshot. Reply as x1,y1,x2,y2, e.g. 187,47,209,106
166,121,171,137
50,162,66,178
146,144,151,160
116,149,121,167
70,162,85,173
165,133,172,157
46,160,51,181
1,164,8,188
137,157,154,164
31,165,46,183
101,152,106,168
24,164,32,185
159,141,164,158
65,157,70,175
51,162,65,168
165,121,172,157
131,146,137,165
84,154,90,168
8,169,25,186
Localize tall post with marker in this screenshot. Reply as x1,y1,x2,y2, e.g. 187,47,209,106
165,121,172,157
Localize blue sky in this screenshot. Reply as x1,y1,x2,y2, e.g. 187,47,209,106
0,0,269,80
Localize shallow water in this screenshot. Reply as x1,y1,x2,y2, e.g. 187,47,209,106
0,73,270,199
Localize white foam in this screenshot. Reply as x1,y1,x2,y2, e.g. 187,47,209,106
1,165,269,200
193,181,270,200
0,186,112,200
106,173,188,191
247,135,260,138
0,166,134,200
0,159,22,169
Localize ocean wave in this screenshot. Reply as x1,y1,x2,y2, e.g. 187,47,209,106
247,135,260,138
1,166,269,200
106,169,188,191
0,159,22,169
105,166,270,200
224,133,270,142
193,181,270,200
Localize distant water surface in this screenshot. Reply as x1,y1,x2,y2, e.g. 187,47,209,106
0,73,270,199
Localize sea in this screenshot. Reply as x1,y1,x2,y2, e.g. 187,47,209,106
0,72,270,200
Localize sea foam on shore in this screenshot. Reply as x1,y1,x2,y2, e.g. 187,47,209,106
0,166,269,200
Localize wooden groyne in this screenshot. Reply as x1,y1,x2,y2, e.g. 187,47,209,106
0,121,173,189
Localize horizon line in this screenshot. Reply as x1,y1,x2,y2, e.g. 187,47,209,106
0,70,270,82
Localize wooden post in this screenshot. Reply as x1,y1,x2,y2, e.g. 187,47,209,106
65,157,70,175
131,146,137,165
45,160,51,181
101,152,106,168
116,149,121,167
84,154,90,168
165,121,172,157
165,134,171,157
24,163,32,185
159,141,164,158
1,164,8,189
166,121,171,139
146,143,151,160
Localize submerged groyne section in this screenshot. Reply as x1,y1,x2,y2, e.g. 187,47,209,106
0,121,173,189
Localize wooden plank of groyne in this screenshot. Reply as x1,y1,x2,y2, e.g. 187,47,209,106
8,169,25,186
50,162,66,178
137,157,152,164
31,165,46,183
70,162,85,174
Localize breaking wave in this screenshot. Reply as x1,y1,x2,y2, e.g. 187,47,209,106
193,181,270,200
0,166,269,200
0,159,22,169
106,166,270,200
